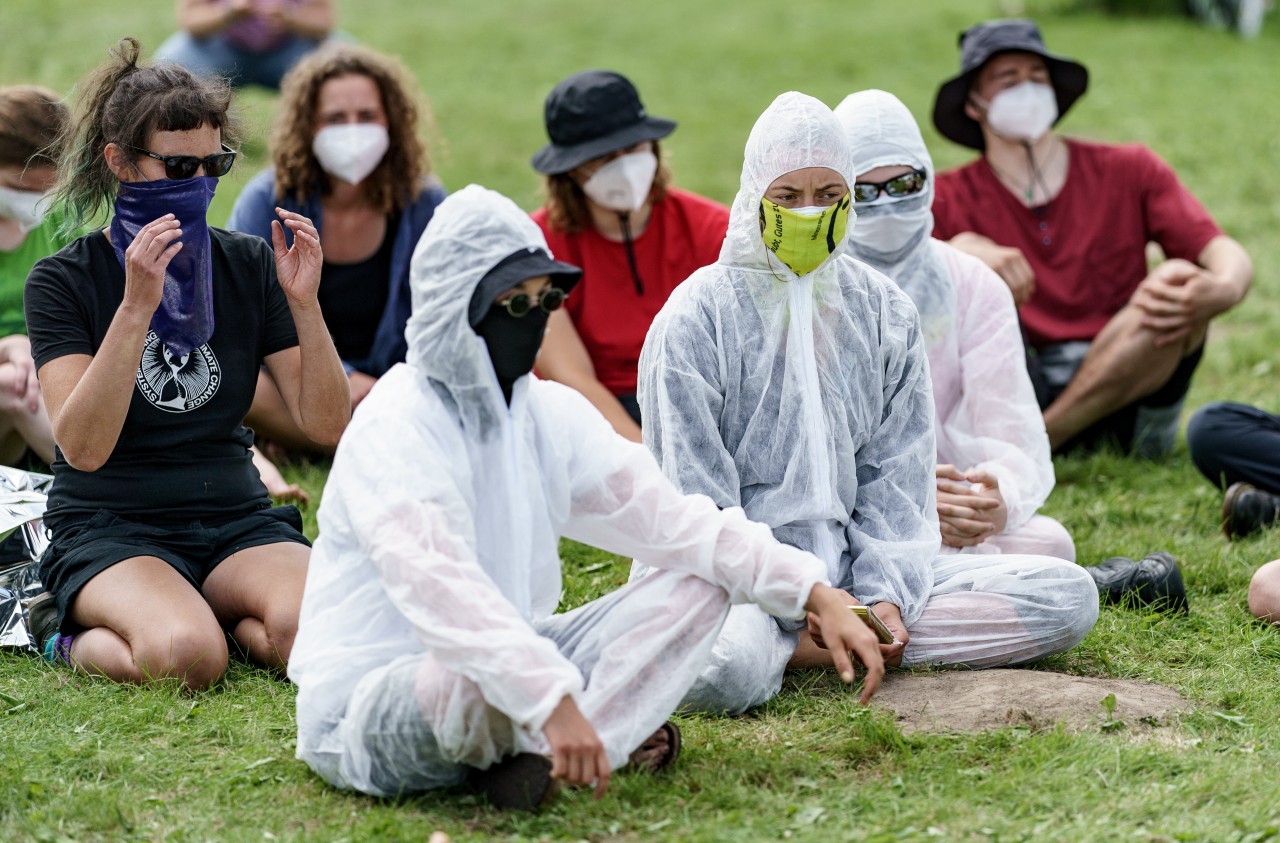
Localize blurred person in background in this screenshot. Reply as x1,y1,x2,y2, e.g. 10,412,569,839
931,19,1251,458
530,70,728,442
1187,402,1280,540
0,85,74,468
155,0,340,90
229,44,445,455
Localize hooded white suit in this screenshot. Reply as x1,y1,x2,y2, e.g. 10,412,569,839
288,185,830,796
835,89,1074,561
636,93,1097,714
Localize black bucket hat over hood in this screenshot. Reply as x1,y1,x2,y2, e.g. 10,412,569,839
932,18,1089,150
530,70,676,175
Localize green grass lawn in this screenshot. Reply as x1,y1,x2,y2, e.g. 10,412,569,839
3,1,1280,840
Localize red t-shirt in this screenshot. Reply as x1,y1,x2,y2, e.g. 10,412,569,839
532,188,730,395
932,139,1222,349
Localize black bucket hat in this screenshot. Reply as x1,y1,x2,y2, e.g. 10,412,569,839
468,246,583,326
932,19,1089,150
530,70,676,175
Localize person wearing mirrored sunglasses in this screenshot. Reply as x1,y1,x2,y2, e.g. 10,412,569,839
837,88,1078,568
931,18,1252,458
634,91,1097,717
0,85,81,471
21,38,349,691
229,44,446,460
529,70,729,444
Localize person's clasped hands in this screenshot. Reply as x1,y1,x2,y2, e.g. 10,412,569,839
936,464,1009,548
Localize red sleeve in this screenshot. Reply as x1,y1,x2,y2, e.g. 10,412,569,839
931,166,976,241
1133,145,1223,262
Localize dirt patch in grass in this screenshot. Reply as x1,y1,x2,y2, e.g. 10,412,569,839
873,669,1191,734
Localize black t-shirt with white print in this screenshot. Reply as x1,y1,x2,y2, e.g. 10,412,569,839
25,228,299,531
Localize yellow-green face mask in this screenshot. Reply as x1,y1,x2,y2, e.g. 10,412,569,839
759,195,851,276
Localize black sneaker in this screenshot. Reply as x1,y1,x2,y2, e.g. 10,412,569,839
1222,482,1280,540
25,591,59,656
470,753,557,812
1087,552,1188,614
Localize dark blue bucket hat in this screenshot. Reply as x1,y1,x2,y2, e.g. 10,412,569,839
531,70,676,175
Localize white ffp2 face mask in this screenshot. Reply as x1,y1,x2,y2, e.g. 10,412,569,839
0,185,50,232
984,81,1059,143
312,123,390,185
582,150,658,213
851,204,931,254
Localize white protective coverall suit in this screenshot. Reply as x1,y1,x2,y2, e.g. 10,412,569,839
635,93,1098,715
835,89,1075,561
289,184,830,796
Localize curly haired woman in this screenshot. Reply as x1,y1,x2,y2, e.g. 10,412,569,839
229,43,445,453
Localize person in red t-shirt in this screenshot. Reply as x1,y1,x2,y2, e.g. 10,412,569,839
530,70,729,442
931,19,1252,456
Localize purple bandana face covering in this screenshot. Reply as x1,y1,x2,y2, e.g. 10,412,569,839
109,176,218,357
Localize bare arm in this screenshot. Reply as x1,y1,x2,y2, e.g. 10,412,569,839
0,335,41,413
175,0,245,38
536,309,642,442
41,220,180,471
1197,234,1253,311
273,0,335,39
948,231,1037,306
1131,235,1253,347
262,209,349,447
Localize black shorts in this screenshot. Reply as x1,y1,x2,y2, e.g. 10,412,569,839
39,505,309,634
1026,342,1204,456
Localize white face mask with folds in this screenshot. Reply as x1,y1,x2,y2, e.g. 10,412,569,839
982,80,1059,143
582,150,658,213
0,184,50,232
312,123,390,185
851,196,932,254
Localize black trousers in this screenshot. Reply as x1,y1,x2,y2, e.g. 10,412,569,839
1186,402,1280,493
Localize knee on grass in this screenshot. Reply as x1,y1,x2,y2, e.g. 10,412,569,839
130,622,230,690
1248,559,1280,624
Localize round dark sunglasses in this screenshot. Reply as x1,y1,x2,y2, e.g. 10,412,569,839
852,168,927,204
129,143,238,180
495,287,567,318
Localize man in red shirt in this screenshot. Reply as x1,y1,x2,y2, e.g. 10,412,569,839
931,19,1252,456
530,70,729,442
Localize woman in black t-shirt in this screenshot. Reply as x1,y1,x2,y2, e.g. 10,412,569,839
23,38,350,691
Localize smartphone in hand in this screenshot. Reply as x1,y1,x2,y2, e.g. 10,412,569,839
848,604,896,645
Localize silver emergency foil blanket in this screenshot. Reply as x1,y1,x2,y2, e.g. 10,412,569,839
0,468,52,653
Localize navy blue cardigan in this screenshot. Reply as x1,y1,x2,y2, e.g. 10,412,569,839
227,167,446,377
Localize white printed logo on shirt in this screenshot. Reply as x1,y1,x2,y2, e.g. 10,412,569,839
135,330,221,413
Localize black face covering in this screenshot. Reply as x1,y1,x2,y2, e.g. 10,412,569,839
472,305,550,404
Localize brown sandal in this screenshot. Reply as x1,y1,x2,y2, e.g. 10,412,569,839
626,720,682,774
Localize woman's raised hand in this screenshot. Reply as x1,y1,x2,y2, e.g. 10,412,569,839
271,208,323,307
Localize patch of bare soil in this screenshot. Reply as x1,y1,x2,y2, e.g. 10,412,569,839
873,668,1191,734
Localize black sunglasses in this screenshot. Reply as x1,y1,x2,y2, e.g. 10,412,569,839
852,169,927,204
129,143,238,180
496,287,567,318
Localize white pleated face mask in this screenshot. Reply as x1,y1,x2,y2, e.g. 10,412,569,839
984,81,1059,143
582,150,658,213
851,202,931,254
0,185,50,232
312,123,390,185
